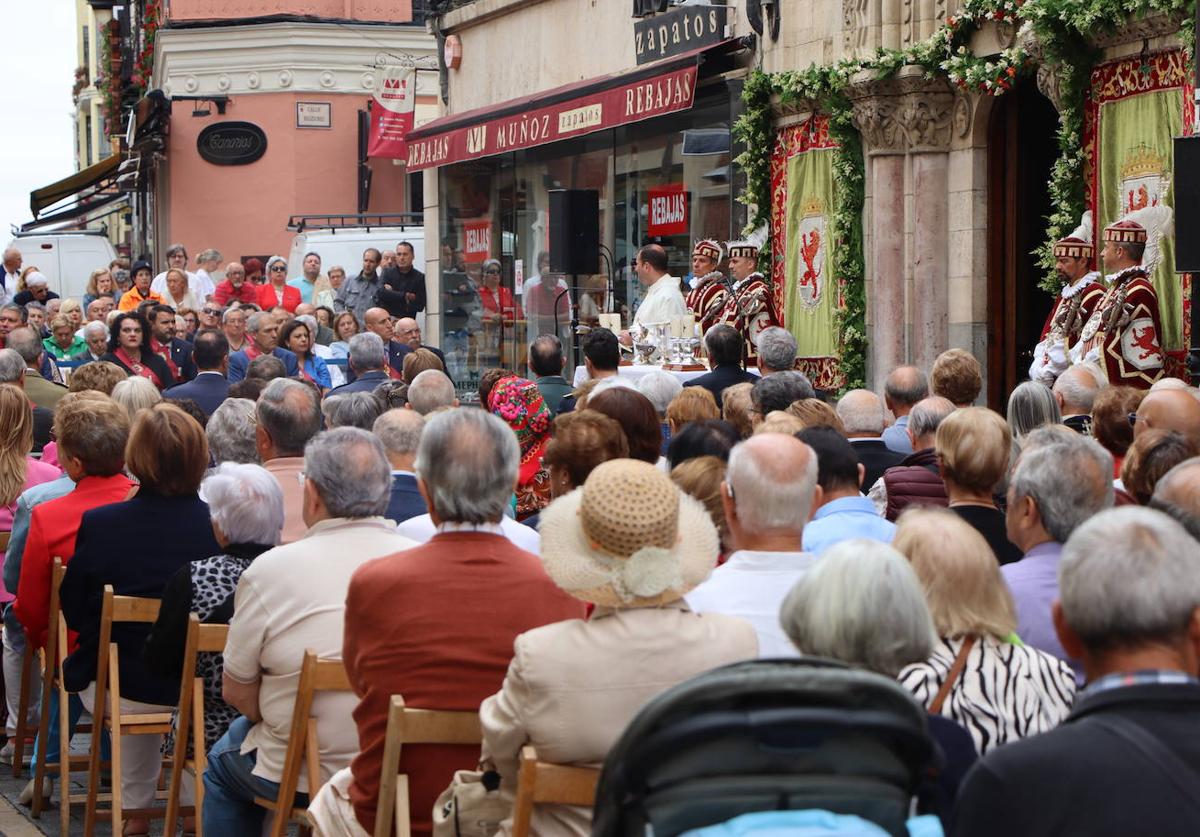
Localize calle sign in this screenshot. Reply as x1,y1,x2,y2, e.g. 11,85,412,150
196,121,268,166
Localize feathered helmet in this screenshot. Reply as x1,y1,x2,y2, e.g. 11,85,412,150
692,239,723,263
726,226,768,261
1054,211,1094,260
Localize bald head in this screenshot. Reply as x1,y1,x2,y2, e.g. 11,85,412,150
294,303,316,317
1151,457,1200,541
363,307,394,342
395,317,421,350
726,433,820,539
836,389,886,436
373,407,426,471
1053,365,1103,416
1136,389,1200,445
884,366,928,416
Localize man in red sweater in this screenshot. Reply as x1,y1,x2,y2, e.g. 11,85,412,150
308,408,584,837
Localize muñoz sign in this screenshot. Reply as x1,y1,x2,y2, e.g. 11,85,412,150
197,122,268,166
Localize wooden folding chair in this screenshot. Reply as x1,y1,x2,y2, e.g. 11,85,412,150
375,695,483,837
164,615,229,837
83,586,172,837
253,650,352,837
30,558,100,835
510,745,600,837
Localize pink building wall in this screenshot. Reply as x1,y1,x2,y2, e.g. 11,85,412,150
164,91,426,264
166,0,413,22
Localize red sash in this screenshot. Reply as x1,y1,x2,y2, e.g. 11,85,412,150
150,339,180,382
115,347,163,388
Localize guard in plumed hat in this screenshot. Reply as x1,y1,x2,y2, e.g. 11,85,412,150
685,239,727,334
711,229,780,365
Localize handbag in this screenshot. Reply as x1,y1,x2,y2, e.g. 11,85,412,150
432,764,513,837
929,635,975,714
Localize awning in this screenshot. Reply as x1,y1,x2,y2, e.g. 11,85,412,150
20,192,128,232
30,154,122,217
404,39,742,172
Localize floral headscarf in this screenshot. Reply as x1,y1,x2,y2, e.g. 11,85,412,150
490,376,552,459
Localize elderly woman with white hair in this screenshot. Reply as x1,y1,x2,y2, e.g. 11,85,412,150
779,538,979,817
110,374,163,421
143,462,285,753
1007,380,1062,441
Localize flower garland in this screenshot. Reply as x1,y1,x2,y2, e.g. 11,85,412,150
131,0,162,94
96,19,123,136
735,0,1194,362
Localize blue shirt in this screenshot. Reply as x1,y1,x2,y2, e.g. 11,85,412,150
801,495,896,555
1001,541,1082,682
882,415,913,454
287,276,315,304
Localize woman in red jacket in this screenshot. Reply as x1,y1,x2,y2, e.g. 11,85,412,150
256,256,301,312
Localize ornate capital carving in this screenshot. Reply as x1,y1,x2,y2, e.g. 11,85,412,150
847,66,956,154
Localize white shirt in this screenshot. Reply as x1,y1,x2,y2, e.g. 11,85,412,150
152,269,215,302
685,549,818,658
396,513,541,554
632,274,688,329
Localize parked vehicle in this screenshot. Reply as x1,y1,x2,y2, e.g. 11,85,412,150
6,231,118,300
285,213,425,281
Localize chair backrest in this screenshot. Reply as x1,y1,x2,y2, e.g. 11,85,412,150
511,746,599,837
0,531,10,552
176,615,231,748
93,587,163,725
46,558,65,667
267,650,353,837
375,695,483,837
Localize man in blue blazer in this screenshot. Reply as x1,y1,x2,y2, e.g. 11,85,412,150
683,324,759,409
227,311,299,382
164,330,231,416
373,407,428,524
328,332,392,397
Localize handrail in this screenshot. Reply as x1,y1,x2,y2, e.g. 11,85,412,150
286,213,424,232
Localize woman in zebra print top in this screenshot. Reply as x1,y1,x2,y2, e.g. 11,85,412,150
894,508,1076,754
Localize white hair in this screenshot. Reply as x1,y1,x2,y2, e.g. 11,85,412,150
1007,381,1062,440
1011,429,1113,542
82,321,108,339
636,370,683,416
207,398,259,465
303,427,392,518
727,436,818,532
835,389,885,434
111,376,162,420
1060,506,1200,649
201,462,284,545
780,539,937,676
756,326,797,372
416,408,519,524
1051,364,1104,413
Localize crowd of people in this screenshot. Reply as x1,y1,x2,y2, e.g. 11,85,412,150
0,237,1198,836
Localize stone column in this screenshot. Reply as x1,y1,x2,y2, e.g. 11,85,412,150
896,70,955,369
869,155,907,389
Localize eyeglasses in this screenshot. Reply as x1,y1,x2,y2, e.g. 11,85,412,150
202,308,222,316
270,265,287,272
1127,412,1142,427
485,269,501,275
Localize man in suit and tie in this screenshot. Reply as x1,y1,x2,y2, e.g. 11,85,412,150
328,332,391,397
228,311,299,382
837,389,905,490
683,324,759,409
148,304,197,384
373,408,427,524
164,331,231,417
393,317,445,367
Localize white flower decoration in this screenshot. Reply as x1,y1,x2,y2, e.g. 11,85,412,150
619,546,682,600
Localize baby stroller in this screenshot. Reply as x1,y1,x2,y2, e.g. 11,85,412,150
591,658,941,837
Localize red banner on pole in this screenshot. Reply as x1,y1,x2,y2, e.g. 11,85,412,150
648,184,689,236
368,66,415,159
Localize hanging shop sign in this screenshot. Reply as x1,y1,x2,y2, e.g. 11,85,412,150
634,4,727,65
196,122,268,166
463,220,492,262
368,66,416,158
647,184,690,236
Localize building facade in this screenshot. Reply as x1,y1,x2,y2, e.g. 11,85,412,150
417,0,1193,403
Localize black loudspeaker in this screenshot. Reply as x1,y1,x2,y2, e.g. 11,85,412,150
549,189,600,276
1175,137,1200,272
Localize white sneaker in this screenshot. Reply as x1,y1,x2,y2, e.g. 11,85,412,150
0,741,14,765
18,775,52,806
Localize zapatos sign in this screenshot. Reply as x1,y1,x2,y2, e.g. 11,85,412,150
634,4,726,64
196,122,268,166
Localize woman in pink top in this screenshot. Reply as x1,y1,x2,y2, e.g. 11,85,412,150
0,384,62,600
0,385,61,529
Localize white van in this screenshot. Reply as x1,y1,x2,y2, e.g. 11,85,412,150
286,216,425,284
6,231,118,300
